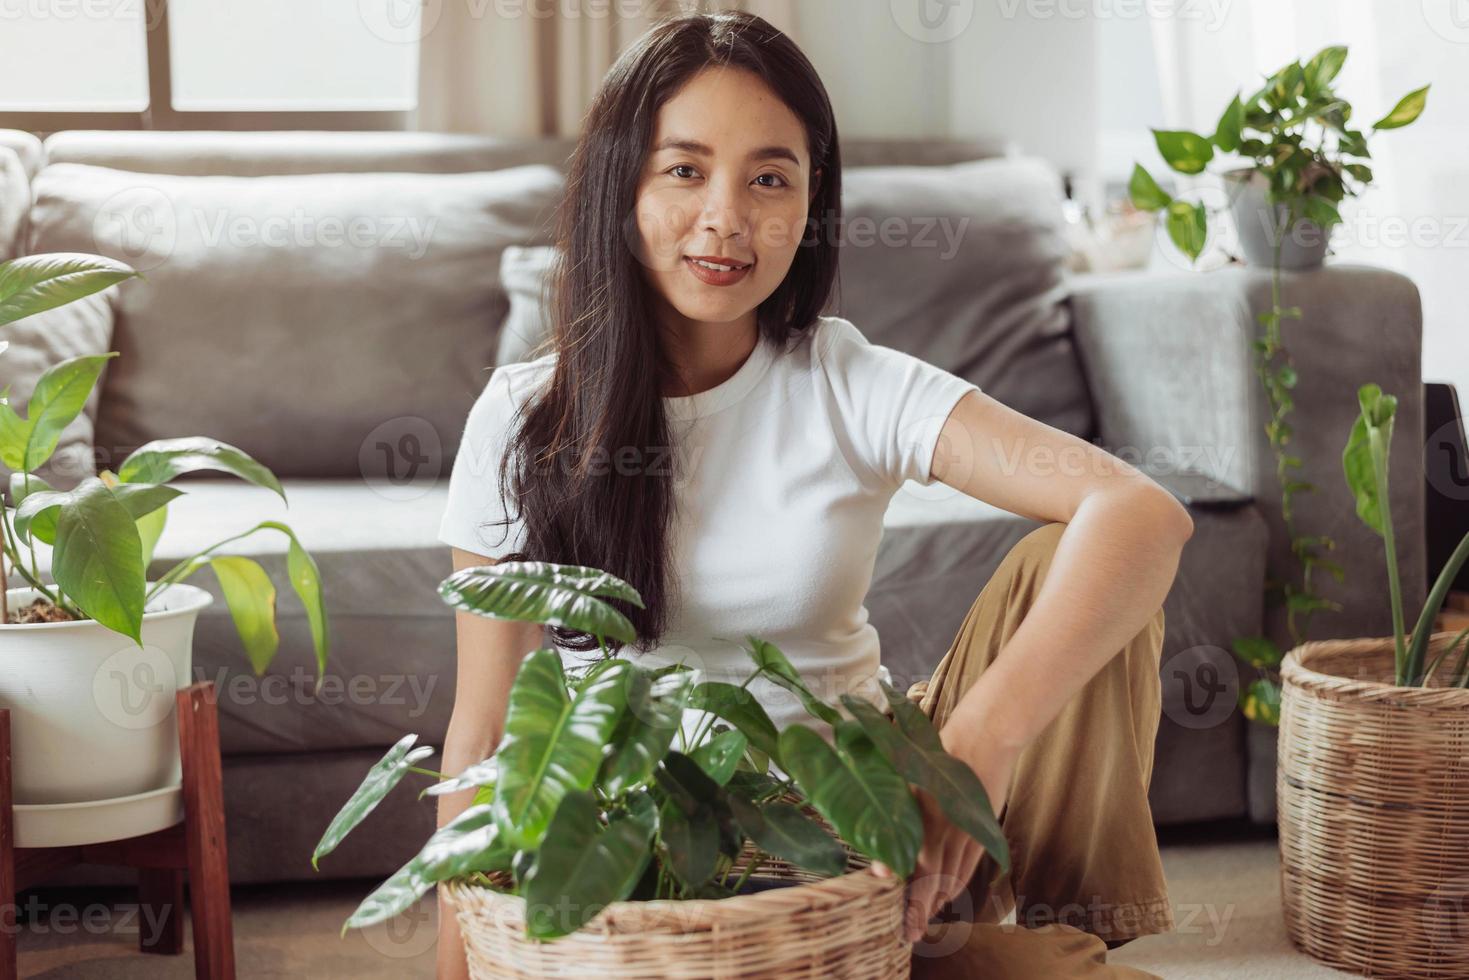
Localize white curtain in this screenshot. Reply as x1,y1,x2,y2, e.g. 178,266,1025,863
1148,0,1469,394
416,0,796,137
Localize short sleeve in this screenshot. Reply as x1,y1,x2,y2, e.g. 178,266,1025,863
437,368,527,559
816,317,980,489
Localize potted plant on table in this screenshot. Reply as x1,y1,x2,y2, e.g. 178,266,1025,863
1276,383,1469,978
313,561,1008,977
0,253,328,846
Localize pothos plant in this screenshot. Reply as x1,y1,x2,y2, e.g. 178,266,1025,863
1128,46,1429,724
0,253,328,677
312,560,1008,941
1344,384,1469,689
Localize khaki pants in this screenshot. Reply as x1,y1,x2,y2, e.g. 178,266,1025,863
893,523,1172,980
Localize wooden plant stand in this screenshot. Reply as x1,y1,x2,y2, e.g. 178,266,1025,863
0,681,235,978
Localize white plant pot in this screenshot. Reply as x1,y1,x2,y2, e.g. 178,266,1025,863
0,583,213,814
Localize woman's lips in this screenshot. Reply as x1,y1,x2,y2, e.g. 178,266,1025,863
684,255,752,287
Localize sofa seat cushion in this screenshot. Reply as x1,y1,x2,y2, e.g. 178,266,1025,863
26,162,564,478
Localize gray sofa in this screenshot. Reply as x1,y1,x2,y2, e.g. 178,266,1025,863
0,129,1425,887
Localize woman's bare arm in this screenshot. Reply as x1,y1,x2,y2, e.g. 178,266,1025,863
436,547,546,980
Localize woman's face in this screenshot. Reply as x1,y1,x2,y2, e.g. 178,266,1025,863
633,66,817,330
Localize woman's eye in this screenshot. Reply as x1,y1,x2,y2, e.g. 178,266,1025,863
670,165,698,179
754,173,789,188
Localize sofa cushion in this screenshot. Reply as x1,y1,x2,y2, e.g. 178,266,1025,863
26,162,565,478
832,158,1094,440
0,289,116,494
0,145,28,261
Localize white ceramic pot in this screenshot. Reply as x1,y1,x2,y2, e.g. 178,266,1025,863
1224,168,1330,270
0,583,213,807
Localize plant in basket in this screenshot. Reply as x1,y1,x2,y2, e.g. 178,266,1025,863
0,253,328,825
1272,382,1469,978
313,560,1008,953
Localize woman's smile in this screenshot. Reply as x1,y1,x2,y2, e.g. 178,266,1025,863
683,254,754,286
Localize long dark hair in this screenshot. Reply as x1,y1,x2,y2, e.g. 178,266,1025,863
492,10,842,655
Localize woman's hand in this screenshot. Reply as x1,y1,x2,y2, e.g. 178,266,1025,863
870,733,1019,943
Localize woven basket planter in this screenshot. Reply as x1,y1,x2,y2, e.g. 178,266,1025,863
443,807,910,979
1278,632,1469,979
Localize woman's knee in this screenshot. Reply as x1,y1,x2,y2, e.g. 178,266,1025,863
1004,522,1066,570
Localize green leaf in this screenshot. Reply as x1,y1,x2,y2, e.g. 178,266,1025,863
1166,200,1209,261
438,561,641,643
688,681,782,762
344,804,512,932
741,635,841,726
208,555,280,675
1338,129,1370,158
1128,164,1171,211
1305,46,1347,91
422,757,498,799
0,353,116,472
1214,94,1245,152
848,685,1010,874
597,667,693,796
1303,196,1342,229
493,650,629,850
258,520,329,678
51,478,146,644
1372,85,1429,130
0,253,138,327
314,735,435,869
727,794,847,878
1231,635,1283,669
690,729,747,786
1152,129,1214,175
1341,383,1397,535
522,788,655,940
136,500,168,571
777,723,924,878
117,437,285,500
1344,163,1373,184
1240,679,1281,725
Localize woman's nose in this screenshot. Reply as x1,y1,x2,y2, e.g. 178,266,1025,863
697,179,752,240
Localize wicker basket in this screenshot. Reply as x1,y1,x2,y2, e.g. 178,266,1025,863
1278,632,1469,979
444,803,909,979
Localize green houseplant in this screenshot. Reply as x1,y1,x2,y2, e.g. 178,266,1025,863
0,253,329,826
1272,382,1469,977
1128,46,1430,725
1342,383,1469,687
313,560,1007,964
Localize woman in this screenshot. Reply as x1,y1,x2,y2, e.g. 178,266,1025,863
435,11,1191,979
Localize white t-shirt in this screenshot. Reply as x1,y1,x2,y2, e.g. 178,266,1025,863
438,315,980,762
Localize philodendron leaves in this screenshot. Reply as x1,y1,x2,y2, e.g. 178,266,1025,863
1342,382,1397,536
345,803,513,933
439,561,643,643
845,684,1010,875
597,666,694,796
208,556,280,675
777,722,924,878
726,793,847,878
492,649,630,850
523,788,656,940
687,681,781,762
689,729,746,786
0,253,137,326
741,635,842,726
0,352,117,474
314,734,436,869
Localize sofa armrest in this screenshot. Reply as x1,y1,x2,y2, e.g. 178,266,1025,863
1069,264,1426,646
